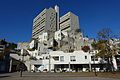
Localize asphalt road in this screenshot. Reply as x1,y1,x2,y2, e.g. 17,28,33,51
0,72,119,80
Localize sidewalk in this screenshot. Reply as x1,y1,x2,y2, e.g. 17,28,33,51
0,72,120,80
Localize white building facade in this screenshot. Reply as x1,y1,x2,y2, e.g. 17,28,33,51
32,8,57,39
60,12,79,32
17,5,120,72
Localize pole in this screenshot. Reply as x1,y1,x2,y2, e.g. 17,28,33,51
20,55,24,77
20,49,24,77
49,55,51,72
20,62,22,77
89,62,91,72
94,53,97,76
69,62,70,72
9,58,12,72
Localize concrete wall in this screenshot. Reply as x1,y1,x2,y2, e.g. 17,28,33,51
17,42,29,50
32,7,57,39
60,12,79,32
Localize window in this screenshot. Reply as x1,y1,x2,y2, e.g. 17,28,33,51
38,53,41,56
44,35,46,39
104,58,108,61
0,46,4,48
70,56,76,61
35,53,37,56
61,26,70,31
60,18,70,24
42,13,45,16
60,56,64,62
46,56,49,59
39,58,42,60
75,36,76,39
91,56,98,61
58,33,61,37
85,56,87,59
53,56,59,61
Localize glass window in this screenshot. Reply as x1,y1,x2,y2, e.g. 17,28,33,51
53,56,59,61
35,53,37,56
85,56,87,59
38,53,40,56
70,56,76,61
91,56,98,61
60,56,64,62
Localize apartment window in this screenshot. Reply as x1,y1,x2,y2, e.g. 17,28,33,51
0,46,4,48
38,53,41,56
39,58,42,60
53,56,59,61
85,56,87,59
60,56,64,62
44,36,46,39
35,53,37,56
91,56,98,61
70,56,76,61
58,33,61,37
61,26,70,31
42,13,45,16
46,56,49,59
60,18,70,24
104,58,108,61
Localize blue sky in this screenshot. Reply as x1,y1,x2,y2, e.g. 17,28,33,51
0,0,120,43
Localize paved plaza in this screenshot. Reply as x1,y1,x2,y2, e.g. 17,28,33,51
0,72,120,80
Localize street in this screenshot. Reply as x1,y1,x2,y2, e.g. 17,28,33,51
0,72,120,80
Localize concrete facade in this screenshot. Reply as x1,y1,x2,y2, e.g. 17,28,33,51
17,42,29,50
26,50,109,72
60,12,79,32
16,6,120,73
32,8,57,39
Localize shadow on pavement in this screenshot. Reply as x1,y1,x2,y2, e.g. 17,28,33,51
0,76,10,78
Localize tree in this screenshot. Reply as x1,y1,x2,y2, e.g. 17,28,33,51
0,47,10,60
0,39,17,60
97,28,112,40
92,28,118,71
82,46,90,52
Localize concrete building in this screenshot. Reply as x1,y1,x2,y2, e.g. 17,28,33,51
60,12,79,32
55,5,60,31
17,42,29,50
49,51,107,72
27,50,109,72
0,45,5,53
17,5,120,73
32,7,57,39
54,30,84,52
